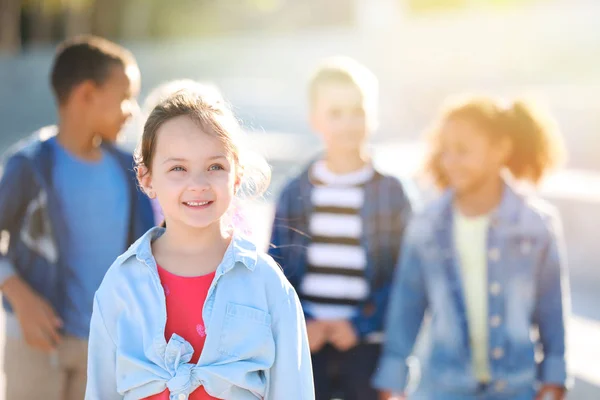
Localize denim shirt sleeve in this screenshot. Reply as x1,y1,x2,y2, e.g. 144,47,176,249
267,184,315,321
266,283,315,399
533,213,570,387
351,186,414,338
372,220,428,393
350,285,390,338
0,155,35,286
85,295,123,400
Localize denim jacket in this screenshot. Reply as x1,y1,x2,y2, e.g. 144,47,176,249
85,227,314,400
268,163,414,339
0,127,154,317
373,183,570,397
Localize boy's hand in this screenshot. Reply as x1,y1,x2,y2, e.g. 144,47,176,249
328,319,358,351
306,320,328,353
536,385,566,400
2,276,62,352
379,391,406,400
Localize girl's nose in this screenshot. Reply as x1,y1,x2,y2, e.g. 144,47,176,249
188,172,210,192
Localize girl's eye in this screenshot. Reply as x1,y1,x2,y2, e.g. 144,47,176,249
209,164,225,171
170,166,186,172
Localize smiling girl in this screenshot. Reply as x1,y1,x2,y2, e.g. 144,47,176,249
85,88,314,400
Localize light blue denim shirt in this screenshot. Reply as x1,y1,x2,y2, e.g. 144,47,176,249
373,184,570,399
85,227,314,400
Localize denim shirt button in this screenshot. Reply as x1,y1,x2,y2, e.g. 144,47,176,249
178,394,187,400
490,282,502,296
492,347,504,359
494,380,507,392
490,315,502,327
488,248,500,262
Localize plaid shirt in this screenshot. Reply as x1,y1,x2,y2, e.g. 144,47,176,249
268,162,414,338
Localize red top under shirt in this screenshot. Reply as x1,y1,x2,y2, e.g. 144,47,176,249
145,265,218,400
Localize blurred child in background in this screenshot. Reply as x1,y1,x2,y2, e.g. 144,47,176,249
375,96,570,400
0,36,154,400
269,56,414,400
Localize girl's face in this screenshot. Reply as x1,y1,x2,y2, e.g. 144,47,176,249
438,118,510,195
140,115,239,231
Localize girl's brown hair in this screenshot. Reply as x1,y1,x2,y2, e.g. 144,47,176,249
425,96,566,188
135,88,270,198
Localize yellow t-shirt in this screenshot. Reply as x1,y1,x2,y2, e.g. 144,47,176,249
454,211,491,383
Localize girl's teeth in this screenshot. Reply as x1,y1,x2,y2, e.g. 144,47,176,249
186,201,209,206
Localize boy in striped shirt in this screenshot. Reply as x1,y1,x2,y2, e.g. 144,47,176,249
269,56,414,399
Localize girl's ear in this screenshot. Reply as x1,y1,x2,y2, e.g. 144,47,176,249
234,165,243,195
234,178,241,195
137,165,156,199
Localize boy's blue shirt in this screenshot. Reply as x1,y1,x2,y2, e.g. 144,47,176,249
85,227,314,400
48,136,130,338
268,161,414,338
373,183,571,395
0,127,155,328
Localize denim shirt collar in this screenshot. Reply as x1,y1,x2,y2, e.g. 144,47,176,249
120,226,258,273
431,180,523,230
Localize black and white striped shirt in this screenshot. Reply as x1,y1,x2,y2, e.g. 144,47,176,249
300,161,374,321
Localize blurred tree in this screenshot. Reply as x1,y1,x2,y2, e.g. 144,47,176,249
148,0,353,37
406,0,538,13
120,0,155,39
91,0,125,39
407,0,467,12
13,0,94,49
62,0,94,37
21,0,55,44
0,0,22,52
1,0,356,50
